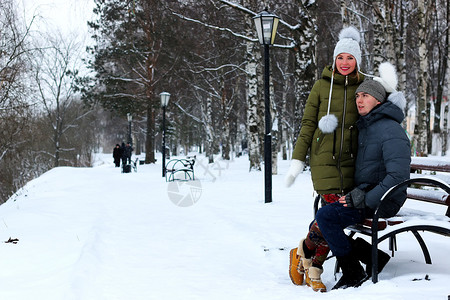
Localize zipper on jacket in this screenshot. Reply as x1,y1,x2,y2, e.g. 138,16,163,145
338,75,348,193
349,125,354,158
332,131,336,160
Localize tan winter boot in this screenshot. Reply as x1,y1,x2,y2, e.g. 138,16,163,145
289,248,304,285
301,256,312,287
298,239,327,292
307,266,327,292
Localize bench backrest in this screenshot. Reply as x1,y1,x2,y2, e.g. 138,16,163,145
408,158,450,217
410,157,450,172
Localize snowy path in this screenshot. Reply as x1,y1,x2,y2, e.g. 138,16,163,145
0,154,448,299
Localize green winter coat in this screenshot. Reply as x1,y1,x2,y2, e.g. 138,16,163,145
292,66,365,194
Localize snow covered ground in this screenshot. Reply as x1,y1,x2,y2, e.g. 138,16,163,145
0,152,448,299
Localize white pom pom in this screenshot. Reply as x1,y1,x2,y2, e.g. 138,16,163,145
387,91,406,111
318,114,338,133
377,62,398,92
339,26,360,43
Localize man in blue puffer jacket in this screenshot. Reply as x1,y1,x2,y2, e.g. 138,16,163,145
315,62,411,290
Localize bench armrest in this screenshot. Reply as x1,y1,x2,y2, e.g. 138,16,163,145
373,177,450,225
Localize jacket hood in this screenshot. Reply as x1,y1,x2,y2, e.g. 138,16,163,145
357,100,405,128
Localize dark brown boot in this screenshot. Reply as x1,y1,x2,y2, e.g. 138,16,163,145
352,237,390,276
333,254,366,290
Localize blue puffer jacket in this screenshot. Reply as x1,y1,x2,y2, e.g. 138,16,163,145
353,99,411,218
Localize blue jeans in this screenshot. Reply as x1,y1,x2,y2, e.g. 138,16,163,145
315,202,365,257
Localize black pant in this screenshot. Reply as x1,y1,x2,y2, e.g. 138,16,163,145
114,158,120,167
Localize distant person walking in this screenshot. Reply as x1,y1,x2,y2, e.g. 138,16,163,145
113,144,122,167
123,143,133,165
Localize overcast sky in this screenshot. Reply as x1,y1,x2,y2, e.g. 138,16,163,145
19,0,95,40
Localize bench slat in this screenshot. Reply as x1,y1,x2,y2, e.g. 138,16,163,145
410,157,450,172
407,188,450,206
411,163,450,173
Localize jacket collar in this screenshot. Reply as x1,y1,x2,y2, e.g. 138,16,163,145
322,65,365,85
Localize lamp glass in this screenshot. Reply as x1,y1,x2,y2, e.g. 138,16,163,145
254,17,264,44
160,92,171,107
270,18,279,44
253,11,279,45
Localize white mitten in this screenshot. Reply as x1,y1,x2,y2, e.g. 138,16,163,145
285,159,305,187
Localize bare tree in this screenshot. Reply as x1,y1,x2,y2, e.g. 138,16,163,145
0,0,39,203
30,33,91,167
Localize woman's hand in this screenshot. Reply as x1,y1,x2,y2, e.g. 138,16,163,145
338,195,348,206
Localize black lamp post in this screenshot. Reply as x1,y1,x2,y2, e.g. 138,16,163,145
253,10,279,204
127,113,132,145
160,92,170,177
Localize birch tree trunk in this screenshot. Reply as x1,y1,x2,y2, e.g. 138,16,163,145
257,55,265,160
443,0,450,155
395,0,407,91
278,53,290,161
433,0,449,155
372,1,398,68
204,96,215,164
244,6,262,171
221,79,231,161
442,0,450,156
270,72,277,175
415,1,430,156
443,105,448,155
292,2,317,146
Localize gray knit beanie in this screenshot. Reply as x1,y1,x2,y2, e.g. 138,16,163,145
355,79,387,103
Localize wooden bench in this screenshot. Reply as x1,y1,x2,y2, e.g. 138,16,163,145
165,156,196,182
314,157,450,283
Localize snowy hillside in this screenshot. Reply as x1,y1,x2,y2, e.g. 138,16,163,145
0,153,448,300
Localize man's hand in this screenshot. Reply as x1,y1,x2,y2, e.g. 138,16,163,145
338,188,366,209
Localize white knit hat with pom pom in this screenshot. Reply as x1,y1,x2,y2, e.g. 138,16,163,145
333,26,362,70
319,26,362,134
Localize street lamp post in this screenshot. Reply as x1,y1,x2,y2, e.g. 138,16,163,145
127,113,132,145
160,92,171,177
253,9,279,204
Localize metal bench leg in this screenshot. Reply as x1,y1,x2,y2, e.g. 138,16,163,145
371,243,378,283
371,230,379,283
389,235,397,257
411,230,432,264
168,172,175,182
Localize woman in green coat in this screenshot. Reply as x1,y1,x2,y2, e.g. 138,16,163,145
287,26,365,292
